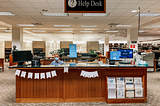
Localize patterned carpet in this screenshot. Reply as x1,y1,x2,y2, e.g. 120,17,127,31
0,63,160,106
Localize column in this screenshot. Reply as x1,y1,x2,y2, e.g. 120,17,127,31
104,36,109,56
127,28,138,51
12,26,23,50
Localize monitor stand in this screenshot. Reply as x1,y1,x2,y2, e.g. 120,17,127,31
119,58,131,64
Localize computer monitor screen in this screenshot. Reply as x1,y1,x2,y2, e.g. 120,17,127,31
118,49,133,58
155,52,160,59
110,51,120,60
13,50,32,63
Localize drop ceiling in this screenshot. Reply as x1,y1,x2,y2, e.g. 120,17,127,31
0,0,160,42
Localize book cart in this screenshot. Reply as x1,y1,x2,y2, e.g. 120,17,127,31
106,76,145,103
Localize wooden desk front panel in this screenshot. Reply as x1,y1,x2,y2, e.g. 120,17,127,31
16,67,147,103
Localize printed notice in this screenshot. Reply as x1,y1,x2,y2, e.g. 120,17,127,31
126,83,134,89
134,77,142,83
117,89,125,98
135,89,143,97
108,88,116,99
116,77,124,84
126,89,134,98
125,77,133,83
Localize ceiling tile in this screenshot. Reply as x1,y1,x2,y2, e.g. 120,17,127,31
9,0,28,2
13,3,33,7
31,2,50,8
107,0,123,4
0,2,16,7
49,3,64,9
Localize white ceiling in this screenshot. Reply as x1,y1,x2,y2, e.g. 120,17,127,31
0,0,160,42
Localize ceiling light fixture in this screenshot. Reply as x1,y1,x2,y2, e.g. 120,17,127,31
0,12,15,16
83,13,110,17
81,25,97,27
116,25,133,27
139,31,145,32
40,12,69,16
132,10,138,13
54,25,71,27
17,24,35,26
32,30,46,32
106,31,119,32
150,25,160,27
80,31,93,32
134,13,160,17
59,31,73,32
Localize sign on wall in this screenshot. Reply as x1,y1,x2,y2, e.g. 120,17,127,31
65,0,106,13
69,44,77,57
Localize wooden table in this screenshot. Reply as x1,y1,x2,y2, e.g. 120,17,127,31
9,65,152,103
0,58,4,72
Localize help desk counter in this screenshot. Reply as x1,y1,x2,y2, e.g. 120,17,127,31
9,63,152,104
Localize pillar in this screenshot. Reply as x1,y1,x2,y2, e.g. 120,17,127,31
127,28,138,51
104,36,109,56
12,26,23,50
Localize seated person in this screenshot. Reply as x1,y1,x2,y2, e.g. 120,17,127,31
50,53,64,65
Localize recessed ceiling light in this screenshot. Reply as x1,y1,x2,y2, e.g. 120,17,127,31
134,13,160,17
150,25,160,27
116,25,133,27
80,31,93,32
59,31,73,32
0,12,15,16
83,13,110,17
40,12,69,16
132,10,138,13
54,25,71,27
81,25,97,27
17,24,35,26
139,31,145,32
32,30,46,32
106,31,119,32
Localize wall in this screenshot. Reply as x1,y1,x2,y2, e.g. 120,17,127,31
0,41,4,58
60,41,73,48
73,41,86,53
46,41,60,57
23,41,32,51
87,41,99,52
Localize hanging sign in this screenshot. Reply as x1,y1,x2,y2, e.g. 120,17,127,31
69,44,77,57
65,0,106,13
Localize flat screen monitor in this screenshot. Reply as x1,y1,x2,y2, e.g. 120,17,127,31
13,50,32,66
110,51,120,60
155,52,160,59
118,49,133,58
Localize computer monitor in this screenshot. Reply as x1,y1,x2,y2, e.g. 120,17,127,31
118,49,133,58
152,46,159,50
155,52,160,60
142,45,149,50
110,51,120,60
13,50,32,66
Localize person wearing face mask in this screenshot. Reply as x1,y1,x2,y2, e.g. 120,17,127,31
50,53,64,65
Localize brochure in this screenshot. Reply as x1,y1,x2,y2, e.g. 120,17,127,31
135,89,143,97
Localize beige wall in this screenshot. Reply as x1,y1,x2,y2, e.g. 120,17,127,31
0,41,4,58
87,41,99,52
60,41,73,48
73,41,86,53
46,41,60,57
23,42,32,51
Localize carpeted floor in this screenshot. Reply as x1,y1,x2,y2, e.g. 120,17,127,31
0,63,160,106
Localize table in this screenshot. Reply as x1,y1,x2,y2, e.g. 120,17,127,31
0,58,4,72
9,65,152,103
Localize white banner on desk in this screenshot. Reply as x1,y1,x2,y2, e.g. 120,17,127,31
35,73,39,79
28,72,33,79
80,70,99,78
15,69,21,76
51,70,57,77
40,73,45,79
46,72,51,78
20,71,26,78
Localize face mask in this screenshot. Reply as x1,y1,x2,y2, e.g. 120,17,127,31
55,58,59,61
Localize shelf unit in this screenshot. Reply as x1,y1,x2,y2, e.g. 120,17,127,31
99,44,104,55
32,41,46,57
4,41,12,62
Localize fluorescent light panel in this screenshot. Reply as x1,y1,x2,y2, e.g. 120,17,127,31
116,25,133,27
32,30,46,32
132,10,138,13
106,31,119,32
0,12,15,16
134,13,160,17
83,13,109,17
150,25,160,27
80,31,92,32
17,24,35,26
59,31,73,32
139,31,145,32
81,25,97,27
41,12,69,16
54,25,71,27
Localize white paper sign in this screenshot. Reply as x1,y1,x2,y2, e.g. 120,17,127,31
28,72,33,79
51,70,57,77
40,73,45,79
64,67,68,73
80,71,99,78
46,72,51,78
20,71,26,78
35,73,39,79
15,70,21,76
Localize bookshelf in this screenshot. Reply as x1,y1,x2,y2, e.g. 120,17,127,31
32,41,46,56
4,41,12,62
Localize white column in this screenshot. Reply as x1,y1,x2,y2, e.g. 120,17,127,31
12,26,23,50
127,28,138,51
104,36,109,56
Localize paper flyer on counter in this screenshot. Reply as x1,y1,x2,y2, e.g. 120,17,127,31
117,89,125,98
125,77,133,83
126,89,134,98
134,77,142,83
108,88,116,99
135,89,143,97
116,77,124,83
